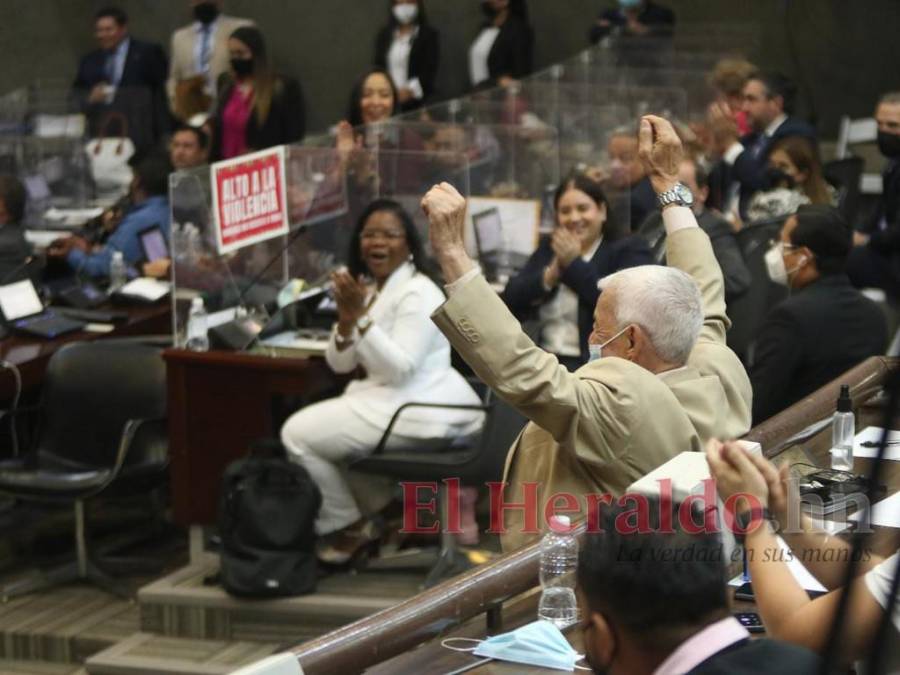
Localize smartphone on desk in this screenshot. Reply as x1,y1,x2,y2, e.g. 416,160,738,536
734,611,765,634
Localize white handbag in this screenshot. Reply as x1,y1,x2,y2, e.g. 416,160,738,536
85,112,134,195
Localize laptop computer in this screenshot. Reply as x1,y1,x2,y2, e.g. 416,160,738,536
0,279,86,338
139,224,169,263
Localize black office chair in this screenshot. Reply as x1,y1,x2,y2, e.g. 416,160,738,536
823,157,864,223
0,340,168,600
726,217,789,364
351,393,527,586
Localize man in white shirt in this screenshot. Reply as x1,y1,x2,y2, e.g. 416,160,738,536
167,0,254,120
707,72,817,217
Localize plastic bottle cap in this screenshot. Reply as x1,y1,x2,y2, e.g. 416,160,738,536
549,515,571,529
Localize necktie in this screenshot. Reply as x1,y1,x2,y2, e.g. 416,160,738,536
104,51,116,84
200,26,212,75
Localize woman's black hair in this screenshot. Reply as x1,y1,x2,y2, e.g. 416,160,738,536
347,199,430,278
553,171,620,239
387,0,429,29
484,0,529,21
346,67,399,127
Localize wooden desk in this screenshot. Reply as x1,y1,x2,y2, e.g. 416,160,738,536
364,404,900,675
163,349,340,526
0,302,171,402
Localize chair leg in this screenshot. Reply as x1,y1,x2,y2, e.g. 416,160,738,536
0,500,132,602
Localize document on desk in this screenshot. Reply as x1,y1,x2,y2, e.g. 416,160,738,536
259,330,329,355
849,491,900,528
853,427,900,460
728,536,828,593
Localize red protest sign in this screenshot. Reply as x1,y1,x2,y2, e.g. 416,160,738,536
211,146,289,254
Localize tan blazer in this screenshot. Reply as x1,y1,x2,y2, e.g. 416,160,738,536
167,15,255,110
432,226,752,552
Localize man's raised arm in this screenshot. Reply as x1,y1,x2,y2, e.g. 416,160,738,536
639,115,730,345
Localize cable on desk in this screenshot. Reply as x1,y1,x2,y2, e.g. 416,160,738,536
0,359,22,457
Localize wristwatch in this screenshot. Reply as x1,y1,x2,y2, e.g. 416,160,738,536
733,506,773,543
356,314,373,335
656,182,694,210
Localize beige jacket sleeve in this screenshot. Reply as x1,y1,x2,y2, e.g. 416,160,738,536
665,226,730,345
432,276,643,465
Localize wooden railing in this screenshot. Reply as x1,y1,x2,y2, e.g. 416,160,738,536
291,356,898,674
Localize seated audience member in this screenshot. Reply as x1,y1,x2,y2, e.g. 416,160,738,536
170,123,210,170
280,199,483,564
708,440,900,671
468,0,533,89
708,72,817,217
48,156,171,279
0,176,34,283
847,92,900,298
210,26,305,160
749,205,886,424
578,497,820,674
167,0,254,120
707,58,758,137
374,0,439,112
638,157,751,302
589,0,675,44
422,115,752,551
72,6,169,153
503,172,652,370
605,127,658,232
737,136,834,228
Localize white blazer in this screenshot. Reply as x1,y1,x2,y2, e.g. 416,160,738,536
326,262,483,438
167,14,255,107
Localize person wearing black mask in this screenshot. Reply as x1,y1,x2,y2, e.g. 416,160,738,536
847,92,900,298
167,0,254,121
210,26,305,160
468,0,533,89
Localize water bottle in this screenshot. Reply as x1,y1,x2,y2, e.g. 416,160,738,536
186,297,209,352
109,250,127,291
537,515,580,628
831,385,854,471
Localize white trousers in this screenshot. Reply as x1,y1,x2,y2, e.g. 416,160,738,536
280,397,420,535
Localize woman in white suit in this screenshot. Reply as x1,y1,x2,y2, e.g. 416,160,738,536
281,199,483,564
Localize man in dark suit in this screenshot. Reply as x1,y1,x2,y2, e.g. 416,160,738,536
589,0,675,43
577,496,820,674
847,92,900,298
750,205,887,424
72,6,170,153
708,72,817,217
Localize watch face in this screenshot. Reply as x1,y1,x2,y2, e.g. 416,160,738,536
675,183,694,206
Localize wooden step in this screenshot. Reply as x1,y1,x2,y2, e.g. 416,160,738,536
137,553,425,642
85,632,279,675
0,659,86,674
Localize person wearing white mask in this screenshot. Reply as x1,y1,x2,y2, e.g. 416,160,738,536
750,205,887,424
374,0,439,112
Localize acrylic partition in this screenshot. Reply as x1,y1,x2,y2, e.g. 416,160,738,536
168,145,473,348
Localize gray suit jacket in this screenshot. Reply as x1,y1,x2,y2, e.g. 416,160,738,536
432,226,752,551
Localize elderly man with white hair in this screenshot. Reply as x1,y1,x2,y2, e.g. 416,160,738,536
422,115,752,551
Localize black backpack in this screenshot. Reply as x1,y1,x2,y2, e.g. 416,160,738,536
217,449,322,598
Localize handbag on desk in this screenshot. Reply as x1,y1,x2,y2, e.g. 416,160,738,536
84,112,134,196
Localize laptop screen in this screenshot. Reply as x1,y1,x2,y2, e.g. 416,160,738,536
472,208,503,256
139,225,169,262
0,279,43,321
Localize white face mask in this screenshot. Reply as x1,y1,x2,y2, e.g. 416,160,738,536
442,621,590,671
588,325,630,362
392,3,418,24
764,242,804,287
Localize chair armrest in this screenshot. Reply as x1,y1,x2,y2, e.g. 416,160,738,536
101,416,168,494
373,402,489,455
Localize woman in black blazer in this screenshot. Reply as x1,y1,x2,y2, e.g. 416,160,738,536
211,26,305,160
373,0,440,112
502,173,653,370
468,0,533,89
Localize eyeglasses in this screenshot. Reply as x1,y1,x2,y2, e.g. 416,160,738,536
360,230,405,241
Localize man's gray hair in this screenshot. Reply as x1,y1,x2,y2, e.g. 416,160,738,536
599,265,703,365
879,91,900,106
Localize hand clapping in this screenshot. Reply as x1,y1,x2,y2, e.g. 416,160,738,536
331,267,368,325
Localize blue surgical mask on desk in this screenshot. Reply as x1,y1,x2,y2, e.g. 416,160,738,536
442,620,588,671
